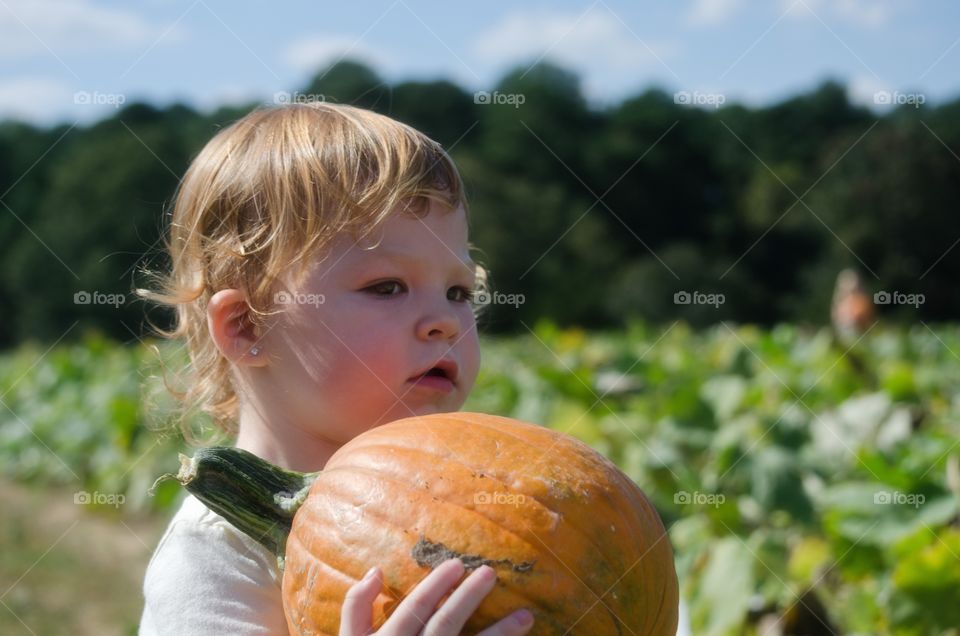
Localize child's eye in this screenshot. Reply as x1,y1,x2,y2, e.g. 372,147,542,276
364,280,405,296
448,286,475,303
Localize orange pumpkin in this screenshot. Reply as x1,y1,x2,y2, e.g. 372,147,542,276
170,412,679,635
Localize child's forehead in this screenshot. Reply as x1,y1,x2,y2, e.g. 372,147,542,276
355,243,476,271
351,208,468,253
312,209,474,272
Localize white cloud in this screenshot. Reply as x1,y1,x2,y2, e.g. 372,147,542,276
0,0,175,56
190,84,267,111
0,77,75,123
780,0,895,29
281,34,389,74
472,8,677,74
846,74,889,108
685,0,748,27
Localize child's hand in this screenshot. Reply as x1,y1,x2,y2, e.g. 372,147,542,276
340,558,534,636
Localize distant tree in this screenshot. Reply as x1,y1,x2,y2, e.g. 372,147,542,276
1,62,958,345
476,62,600,189
744,79,874,166
389,80,479,149
461,154,623,329
4,117,188,342
590,89,728,255
807,118,960,320
0,122,80,346
727,161,828,322
302,60,391,111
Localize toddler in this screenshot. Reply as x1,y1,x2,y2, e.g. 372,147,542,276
138,102,534,635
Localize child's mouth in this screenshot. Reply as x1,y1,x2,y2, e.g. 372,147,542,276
409,366,455,393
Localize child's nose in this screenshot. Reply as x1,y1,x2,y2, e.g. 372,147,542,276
415,306,460,341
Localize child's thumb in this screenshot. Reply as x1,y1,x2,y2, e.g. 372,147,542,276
339,567,381,636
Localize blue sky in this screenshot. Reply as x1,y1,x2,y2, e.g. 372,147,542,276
2,0,959,126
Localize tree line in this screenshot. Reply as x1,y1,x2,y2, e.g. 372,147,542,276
1,60,958,346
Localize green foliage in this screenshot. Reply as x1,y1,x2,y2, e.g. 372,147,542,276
1,322,959,632
0,333,218,513
468,321,960,635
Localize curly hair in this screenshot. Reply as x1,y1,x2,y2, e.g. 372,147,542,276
137,102,487,440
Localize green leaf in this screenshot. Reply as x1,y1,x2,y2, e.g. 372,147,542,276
691,537,755,636
891,529,960,631
700,374,747,421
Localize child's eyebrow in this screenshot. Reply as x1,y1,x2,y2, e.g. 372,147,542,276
363,247,477,277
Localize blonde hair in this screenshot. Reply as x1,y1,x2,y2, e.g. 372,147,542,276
138,102,484,439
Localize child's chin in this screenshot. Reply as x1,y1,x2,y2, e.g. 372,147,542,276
404,403,456,418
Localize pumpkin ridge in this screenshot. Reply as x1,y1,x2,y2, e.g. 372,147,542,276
522,526,638,633
395,413,552,458
401,423,658,590
342,426,666,610
318,461,638,631
328,441,562,501
375,413,625,501
453,415,626,482
340,431,474,475
284,529,403,604
646,562,674,635
295,473,570,624
611,529,678,634
328,437,557,499
574,527,676,636
329,452,644,594
324,459,623,595
563,592,626,636
307,468,548,574
284,535,398,636
604,604,626,636
347,421,613,508
357,414,554,468
328,456,562,539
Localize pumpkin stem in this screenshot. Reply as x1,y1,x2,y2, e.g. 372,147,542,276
156,446,319,568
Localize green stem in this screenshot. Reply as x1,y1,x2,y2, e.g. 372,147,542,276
153,447,320,569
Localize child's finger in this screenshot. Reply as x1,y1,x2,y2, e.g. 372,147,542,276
339,567,381,636
418,564,498,634
377,558,466,634
475,608,535,636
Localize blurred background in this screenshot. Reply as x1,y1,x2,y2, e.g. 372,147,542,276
1,1,959,634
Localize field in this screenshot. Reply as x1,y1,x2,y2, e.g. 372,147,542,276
1,321,958,635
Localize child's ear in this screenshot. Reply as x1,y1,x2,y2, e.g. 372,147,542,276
207,289,267,367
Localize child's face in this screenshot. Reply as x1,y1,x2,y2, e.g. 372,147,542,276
259,202,481,446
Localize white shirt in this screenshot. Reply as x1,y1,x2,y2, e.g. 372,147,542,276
139,494,289,635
